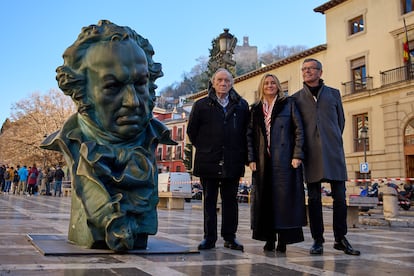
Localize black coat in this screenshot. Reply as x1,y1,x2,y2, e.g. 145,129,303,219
187,87,249,179
247,96,307,241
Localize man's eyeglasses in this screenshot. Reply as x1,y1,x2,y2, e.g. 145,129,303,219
301,67,320,72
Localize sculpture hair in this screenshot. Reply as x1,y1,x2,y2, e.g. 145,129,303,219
56,20,162,114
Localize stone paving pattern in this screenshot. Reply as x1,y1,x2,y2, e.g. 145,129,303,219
0,194,413,275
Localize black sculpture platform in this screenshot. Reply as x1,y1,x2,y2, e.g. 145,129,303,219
27,234,199,256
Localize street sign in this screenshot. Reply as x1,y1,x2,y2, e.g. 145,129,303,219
360,162,369,173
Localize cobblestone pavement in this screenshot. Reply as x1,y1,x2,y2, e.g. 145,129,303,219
0,194,413,275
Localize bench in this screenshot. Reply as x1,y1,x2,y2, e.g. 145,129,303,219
306,196,378,228
158,192,191,210
347,195,378,228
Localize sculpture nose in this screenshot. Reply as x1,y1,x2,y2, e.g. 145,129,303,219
122,84,140,107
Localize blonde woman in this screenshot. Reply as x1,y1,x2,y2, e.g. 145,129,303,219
247,74,306,253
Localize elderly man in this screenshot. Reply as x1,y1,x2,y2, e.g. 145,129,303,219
41,20,175,251
187,68,249,251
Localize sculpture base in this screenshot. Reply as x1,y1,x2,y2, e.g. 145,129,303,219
27,234,198,256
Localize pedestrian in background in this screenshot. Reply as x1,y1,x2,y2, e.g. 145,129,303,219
54,166,65,197
0,165,5,193
187,68,249,251
247,73,306,253
12,165,20,194
36,168,44,195
17,165,29,195
3,166,13,194
292,58,360,256
27,164,39,196
45,168,54,196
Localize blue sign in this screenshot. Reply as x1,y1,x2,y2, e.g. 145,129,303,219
360,162,369,173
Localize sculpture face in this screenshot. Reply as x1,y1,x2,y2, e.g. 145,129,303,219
84,39,152,140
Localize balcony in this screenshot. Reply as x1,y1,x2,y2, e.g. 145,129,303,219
341,76,373,96
380,64,414,86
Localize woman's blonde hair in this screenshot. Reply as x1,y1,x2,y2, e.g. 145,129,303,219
256,73,285,102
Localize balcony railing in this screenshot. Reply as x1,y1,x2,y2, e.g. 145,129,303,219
341,76,373,96
380,64,414,86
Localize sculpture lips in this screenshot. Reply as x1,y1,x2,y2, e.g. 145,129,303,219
116,115,140,125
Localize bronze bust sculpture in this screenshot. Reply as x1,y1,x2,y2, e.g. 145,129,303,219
41,20,176,251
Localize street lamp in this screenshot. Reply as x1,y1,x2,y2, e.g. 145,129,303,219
360,126,369,191
216,28,237,69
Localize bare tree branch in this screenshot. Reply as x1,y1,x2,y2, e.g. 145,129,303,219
0,89,75,167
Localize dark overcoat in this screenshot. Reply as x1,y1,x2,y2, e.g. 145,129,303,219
292,82,347,183
187,88,249,179
247,96,307,241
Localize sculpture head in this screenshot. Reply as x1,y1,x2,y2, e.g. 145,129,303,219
56,20,163,140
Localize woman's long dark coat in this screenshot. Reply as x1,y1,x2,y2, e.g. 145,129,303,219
247,96,307,241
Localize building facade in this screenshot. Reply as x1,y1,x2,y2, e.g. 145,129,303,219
153,107,188,173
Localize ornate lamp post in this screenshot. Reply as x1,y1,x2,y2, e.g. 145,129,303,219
213,28,237,70
218,28,236,68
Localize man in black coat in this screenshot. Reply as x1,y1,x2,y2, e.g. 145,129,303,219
187,68,249,251
293,58,360,256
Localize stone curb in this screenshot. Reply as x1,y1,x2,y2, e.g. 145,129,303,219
360,216,414,227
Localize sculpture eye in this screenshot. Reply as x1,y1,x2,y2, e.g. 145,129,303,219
133,79,148,94
103,80,122,94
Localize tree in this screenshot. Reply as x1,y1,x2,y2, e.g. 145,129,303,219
0,89,76,168
259,45,307,66
157,56,209,108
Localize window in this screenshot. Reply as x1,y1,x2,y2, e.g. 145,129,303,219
408,40,414,60
166,147,172,160
351,57,367,92
402,0,414,14
156,148,162,161
404,119,414,178
405,119,414,145
349,15,364,35
176,145,182,159
353,113,369,152
177,128,183,141
281,81,289,96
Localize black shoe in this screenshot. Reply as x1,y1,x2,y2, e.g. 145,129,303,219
263,241,275,252
198,239,215,250
224,239,244,251
310,240,323,255
334,237,360,256
276,242,286,253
